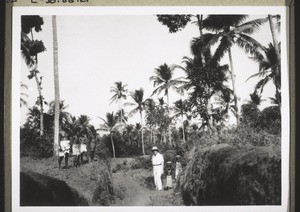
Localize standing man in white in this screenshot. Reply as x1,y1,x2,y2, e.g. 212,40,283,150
151,146,164,191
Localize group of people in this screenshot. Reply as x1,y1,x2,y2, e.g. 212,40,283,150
58,134,182,191
151,146,183,191
58,132,97,169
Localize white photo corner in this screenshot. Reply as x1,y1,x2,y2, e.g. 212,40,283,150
12,6,289,212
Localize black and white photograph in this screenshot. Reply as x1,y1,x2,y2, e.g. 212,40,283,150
12,6,289,211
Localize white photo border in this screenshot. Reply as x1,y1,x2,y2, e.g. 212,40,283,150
12,6,289,212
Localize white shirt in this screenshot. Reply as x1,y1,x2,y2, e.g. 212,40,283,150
152,152,164,166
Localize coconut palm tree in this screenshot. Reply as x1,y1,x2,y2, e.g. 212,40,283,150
247,43,281,107
110,81,128,123
76,115,95,138
26,106,41,129
125,124,134,145
150,63,185,105
172,99,189,143
144,98,157,143
48,100,71,131
150,63,186,143
116,109,128,123
178,51,229,134
199,15,268,125
52,15,60,156
125,88,146,155
268,15,281,65
99,112,121,158
21,15,46,136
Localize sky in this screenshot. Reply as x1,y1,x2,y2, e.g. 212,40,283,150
20,14,278,127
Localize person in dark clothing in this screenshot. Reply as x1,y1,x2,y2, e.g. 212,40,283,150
72,135,81,167
89,136,97,161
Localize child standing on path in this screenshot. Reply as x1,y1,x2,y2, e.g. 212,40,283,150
175,155,183,180
165,161,173,189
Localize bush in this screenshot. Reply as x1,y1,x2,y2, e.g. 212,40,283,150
219,125,281,147
258,106,281,135
92,173,114,206
95,137,112,160
99,133,142,158
241,103,260,127
131,155,152,170
20,127,53,158
240,104,281,135
177,144,281,205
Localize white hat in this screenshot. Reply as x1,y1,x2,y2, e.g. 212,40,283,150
151,146,159,151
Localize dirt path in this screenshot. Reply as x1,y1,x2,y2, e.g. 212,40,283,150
110,158,183,206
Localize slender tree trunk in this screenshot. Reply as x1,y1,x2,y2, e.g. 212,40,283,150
181,114,186,143
52,15,60,156
34,75,44,136
206,87,214,135
196,14,203,37
110,133,116,158
228,47,239,126
268,15,281,109
140,111,145,155
30,29,44,136
268,15,280,65
166,92,172,144
196,14,206,66
118,99,123,123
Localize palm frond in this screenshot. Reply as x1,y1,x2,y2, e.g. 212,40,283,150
246,70,271,82
212,36,232,63
255,76,271,94
235,33,266,57
234,18,268,34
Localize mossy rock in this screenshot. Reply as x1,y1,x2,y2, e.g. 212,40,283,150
178,144,281,205
20,171,89,206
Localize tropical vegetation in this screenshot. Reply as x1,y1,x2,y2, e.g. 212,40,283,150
20,14,281,159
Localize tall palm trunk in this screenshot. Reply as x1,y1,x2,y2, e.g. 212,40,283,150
140,111,145,155
34,75,44,136
52,15,60,156
196,14,203,37
181,114,186,143
30,29,44,136
268,15,280,65
166,92,172,144
110,133,116,158
118,99,123,123
150,127,153,143
197,14,214,132
206,87,214,135
268,15,281,109
228,47,239,126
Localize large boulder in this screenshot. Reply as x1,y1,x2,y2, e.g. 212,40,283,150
177,144,281,205
21,157,114,206
20,171,89,206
